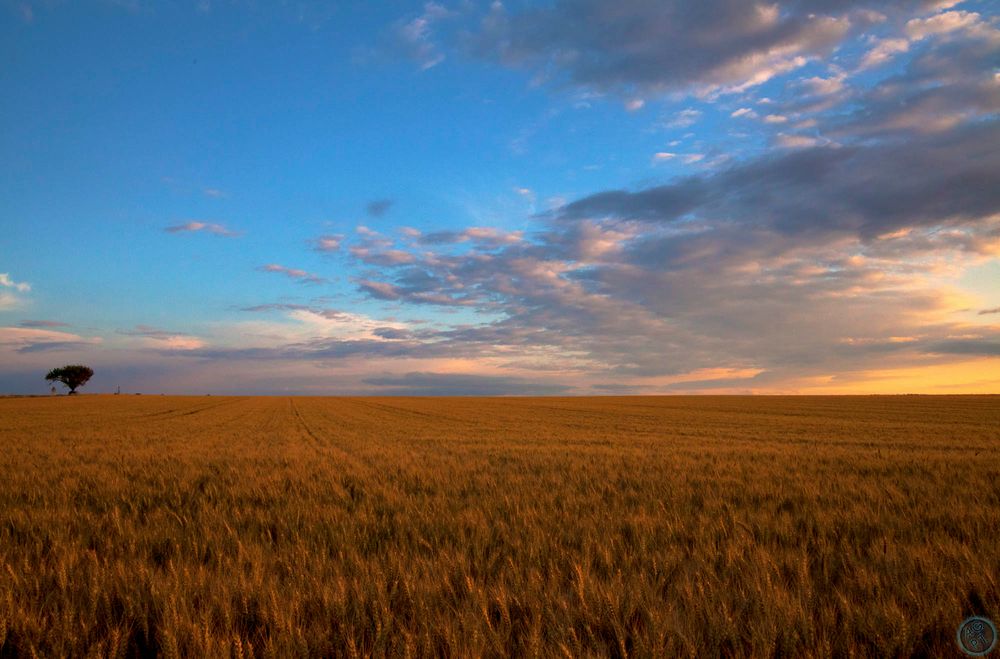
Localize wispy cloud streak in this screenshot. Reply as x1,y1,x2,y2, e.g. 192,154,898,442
257,264,328,285
164,221,240,237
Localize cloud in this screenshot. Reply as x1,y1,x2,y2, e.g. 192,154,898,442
14,342,92,354
858,9,998,71
366,198,395,217
357,280,403,301
185,304,426,361
362,372,572,396
418,226,524,247
800,74,846,95
0,273,30,310
859,37,910,69
311,234,343,252
326,101,998,385
664,108,702,128
355,274,476,306
831,33,1000,137
979,307,1000,316
925,339,1000,356
147,139,995,390
372,327,413,340
241,303,315,313
0,327,101,354
349,246,417,266
660,373,768,392
238,305,415,341
905,10,993,41
514,187,535,202
164,304,438,365
257,264,328,285
560,121,999,242
0,273,30,293
164,221,240,237
591,383,649,394
19,320,70,328
6,1,990,394
171,340,438,363
386,3,452,70
118,325,205,351
167,323,458,362
467,0,863,96
775,133,823,148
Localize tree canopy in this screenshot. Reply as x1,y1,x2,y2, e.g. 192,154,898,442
45,365,94,394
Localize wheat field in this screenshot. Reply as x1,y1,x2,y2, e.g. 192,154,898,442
0,395,997,657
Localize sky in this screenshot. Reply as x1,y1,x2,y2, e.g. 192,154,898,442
1,0,998,395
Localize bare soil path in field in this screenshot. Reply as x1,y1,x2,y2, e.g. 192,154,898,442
0,395,998,657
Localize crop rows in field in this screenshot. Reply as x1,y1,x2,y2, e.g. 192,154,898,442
0,395,998,657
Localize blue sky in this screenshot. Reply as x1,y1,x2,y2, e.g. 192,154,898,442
1,0,998,394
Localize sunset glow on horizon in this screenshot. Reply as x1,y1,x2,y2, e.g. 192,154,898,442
2,0,998,395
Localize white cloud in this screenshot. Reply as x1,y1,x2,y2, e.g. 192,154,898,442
731,107,757,118
349,246,417,265
800,75,845,96
414,226,524,248
157,336,205,350
514,187,535,202
0,327,101,351
714,54,811,95
664,108,701,128
390,2,454,70
775,133,822,148
764,114,789,124
465,226,521,243
257,264,327,284
859,38,910,69
0,273,30,292
858,11,997,73
312,235,343,252
118,325,205,351
286,308,410,342
0,273,30,310
905,11,990,41
164,221,240,237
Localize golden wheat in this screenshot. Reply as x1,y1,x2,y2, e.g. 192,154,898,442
0,395,997,657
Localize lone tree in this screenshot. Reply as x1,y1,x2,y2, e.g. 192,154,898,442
45,365,94,395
